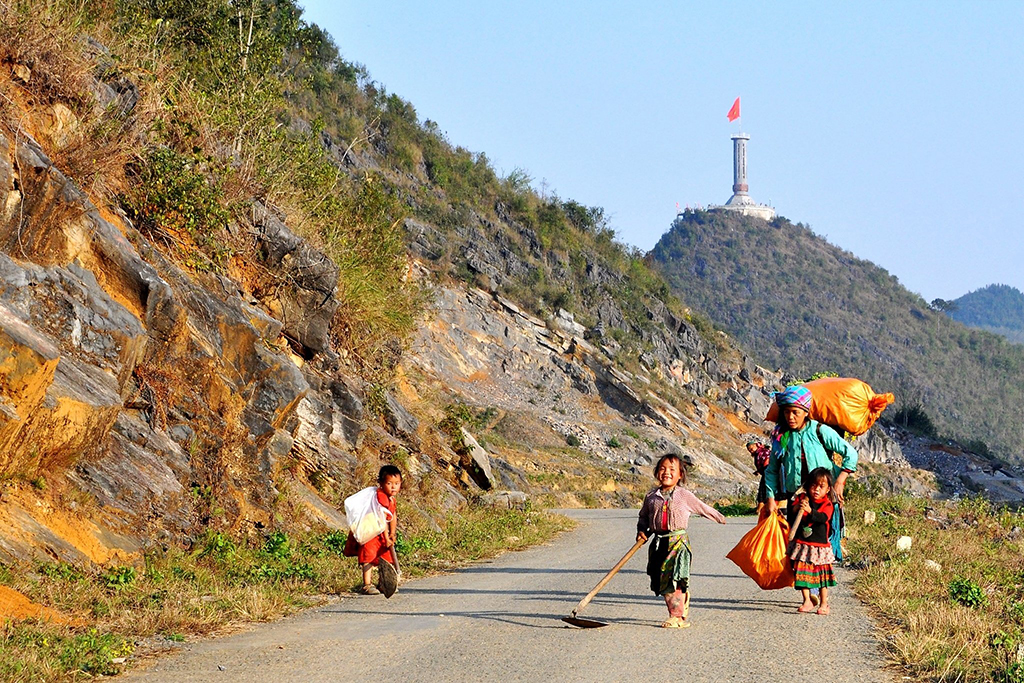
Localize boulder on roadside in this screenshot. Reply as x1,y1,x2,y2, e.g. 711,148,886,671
460,428,494,490
479,490,529,510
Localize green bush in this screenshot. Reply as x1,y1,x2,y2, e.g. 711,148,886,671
949,577,988,609
263,531,292,560
890,405,938,438
101,566,137,592
37,562,83,582
198,532,236,560
122,148,231,270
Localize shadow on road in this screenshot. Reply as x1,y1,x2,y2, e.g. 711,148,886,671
689,596,793,612
455,566,646,575
322,607,659,630
342,585,653,606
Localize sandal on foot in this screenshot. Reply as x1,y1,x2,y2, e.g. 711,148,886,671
816,605,831,616
358,584,380,595
809,593,820,607
660,617,691,628
796,604,815,613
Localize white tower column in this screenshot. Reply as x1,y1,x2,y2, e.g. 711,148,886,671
731,133,749,195
715,130,775,220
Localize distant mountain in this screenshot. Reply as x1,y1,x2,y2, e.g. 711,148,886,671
650,210,1024,461
949,284,1024,344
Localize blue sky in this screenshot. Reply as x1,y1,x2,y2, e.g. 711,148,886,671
299,1,1024,301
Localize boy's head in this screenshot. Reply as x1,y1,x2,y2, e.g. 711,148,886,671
653,453,686,488
378,465,403,497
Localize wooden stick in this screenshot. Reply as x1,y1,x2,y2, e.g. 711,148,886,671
570,537,646,617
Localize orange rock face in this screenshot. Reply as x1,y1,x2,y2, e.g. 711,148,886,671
0,585,75,624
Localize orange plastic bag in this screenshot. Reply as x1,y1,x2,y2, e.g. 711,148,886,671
765,377,894,436
726,512,795,590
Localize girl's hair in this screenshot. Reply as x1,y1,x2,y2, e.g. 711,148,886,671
653,453,687,485
803,467,833,491
378,465,403,484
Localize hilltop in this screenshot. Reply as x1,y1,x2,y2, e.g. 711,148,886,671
650,210,1024,461
949,284,1024,344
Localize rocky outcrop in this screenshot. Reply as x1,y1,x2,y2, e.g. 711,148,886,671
855,427,908,467
460,428,494,490
249,202,339,357
0,123,372,564
410,283,766,495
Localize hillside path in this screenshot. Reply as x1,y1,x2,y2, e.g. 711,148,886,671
129,510,890,682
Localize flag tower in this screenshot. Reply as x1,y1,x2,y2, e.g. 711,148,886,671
712,97,775,220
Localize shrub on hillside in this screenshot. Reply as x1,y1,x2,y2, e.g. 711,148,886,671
888,405,938,439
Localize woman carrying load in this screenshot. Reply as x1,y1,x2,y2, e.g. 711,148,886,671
764,385,858,519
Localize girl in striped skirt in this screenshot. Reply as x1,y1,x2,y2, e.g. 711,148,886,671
788,467,837,615
637,454,727,628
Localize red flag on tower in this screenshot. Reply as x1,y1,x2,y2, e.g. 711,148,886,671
727,97,741,122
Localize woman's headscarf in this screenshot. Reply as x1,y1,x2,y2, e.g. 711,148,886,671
775,385,812,411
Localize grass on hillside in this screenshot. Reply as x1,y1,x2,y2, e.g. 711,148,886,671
0,0,422,377
651,209,1024,462
0,506,573,682
845,489,1024,682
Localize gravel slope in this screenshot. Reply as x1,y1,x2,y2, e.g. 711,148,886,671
129,510,890,682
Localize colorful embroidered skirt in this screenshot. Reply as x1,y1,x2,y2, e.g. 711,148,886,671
647,530,691,596
790,542,836,589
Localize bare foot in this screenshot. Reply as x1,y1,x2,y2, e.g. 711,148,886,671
816,604,831,616
796,603,815,613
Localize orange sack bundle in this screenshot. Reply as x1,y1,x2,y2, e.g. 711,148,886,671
726,511,794,590
764,377,894,436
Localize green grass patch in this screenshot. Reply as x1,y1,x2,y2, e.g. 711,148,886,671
0,506,572,680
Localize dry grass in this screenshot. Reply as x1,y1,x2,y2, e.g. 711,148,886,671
0,0,94,108
0,506,574,680
845,491,1024,681
0,0,167,206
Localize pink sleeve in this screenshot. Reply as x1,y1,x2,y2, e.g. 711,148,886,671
684,490,726,524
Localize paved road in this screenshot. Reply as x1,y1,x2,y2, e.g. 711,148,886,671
129,510,890,682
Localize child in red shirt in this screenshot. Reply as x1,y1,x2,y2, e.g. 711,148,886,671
356,465,402,594
788,467,836,615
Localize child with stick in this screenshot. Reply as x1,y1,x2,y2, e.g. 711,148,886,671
788,467,837,615
636,454,726,628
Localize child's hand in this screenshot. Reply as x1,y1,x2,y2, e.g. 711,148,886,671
636,532,647,543
800,499,811,515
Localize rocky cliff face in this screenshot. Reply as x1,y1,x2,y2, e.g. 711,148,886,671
0,116,377,563
0,97,779,565
0,57,931,570
409,283,774,490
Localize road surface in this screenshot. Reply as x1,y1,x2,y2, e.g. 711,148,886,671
129,510,889,682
